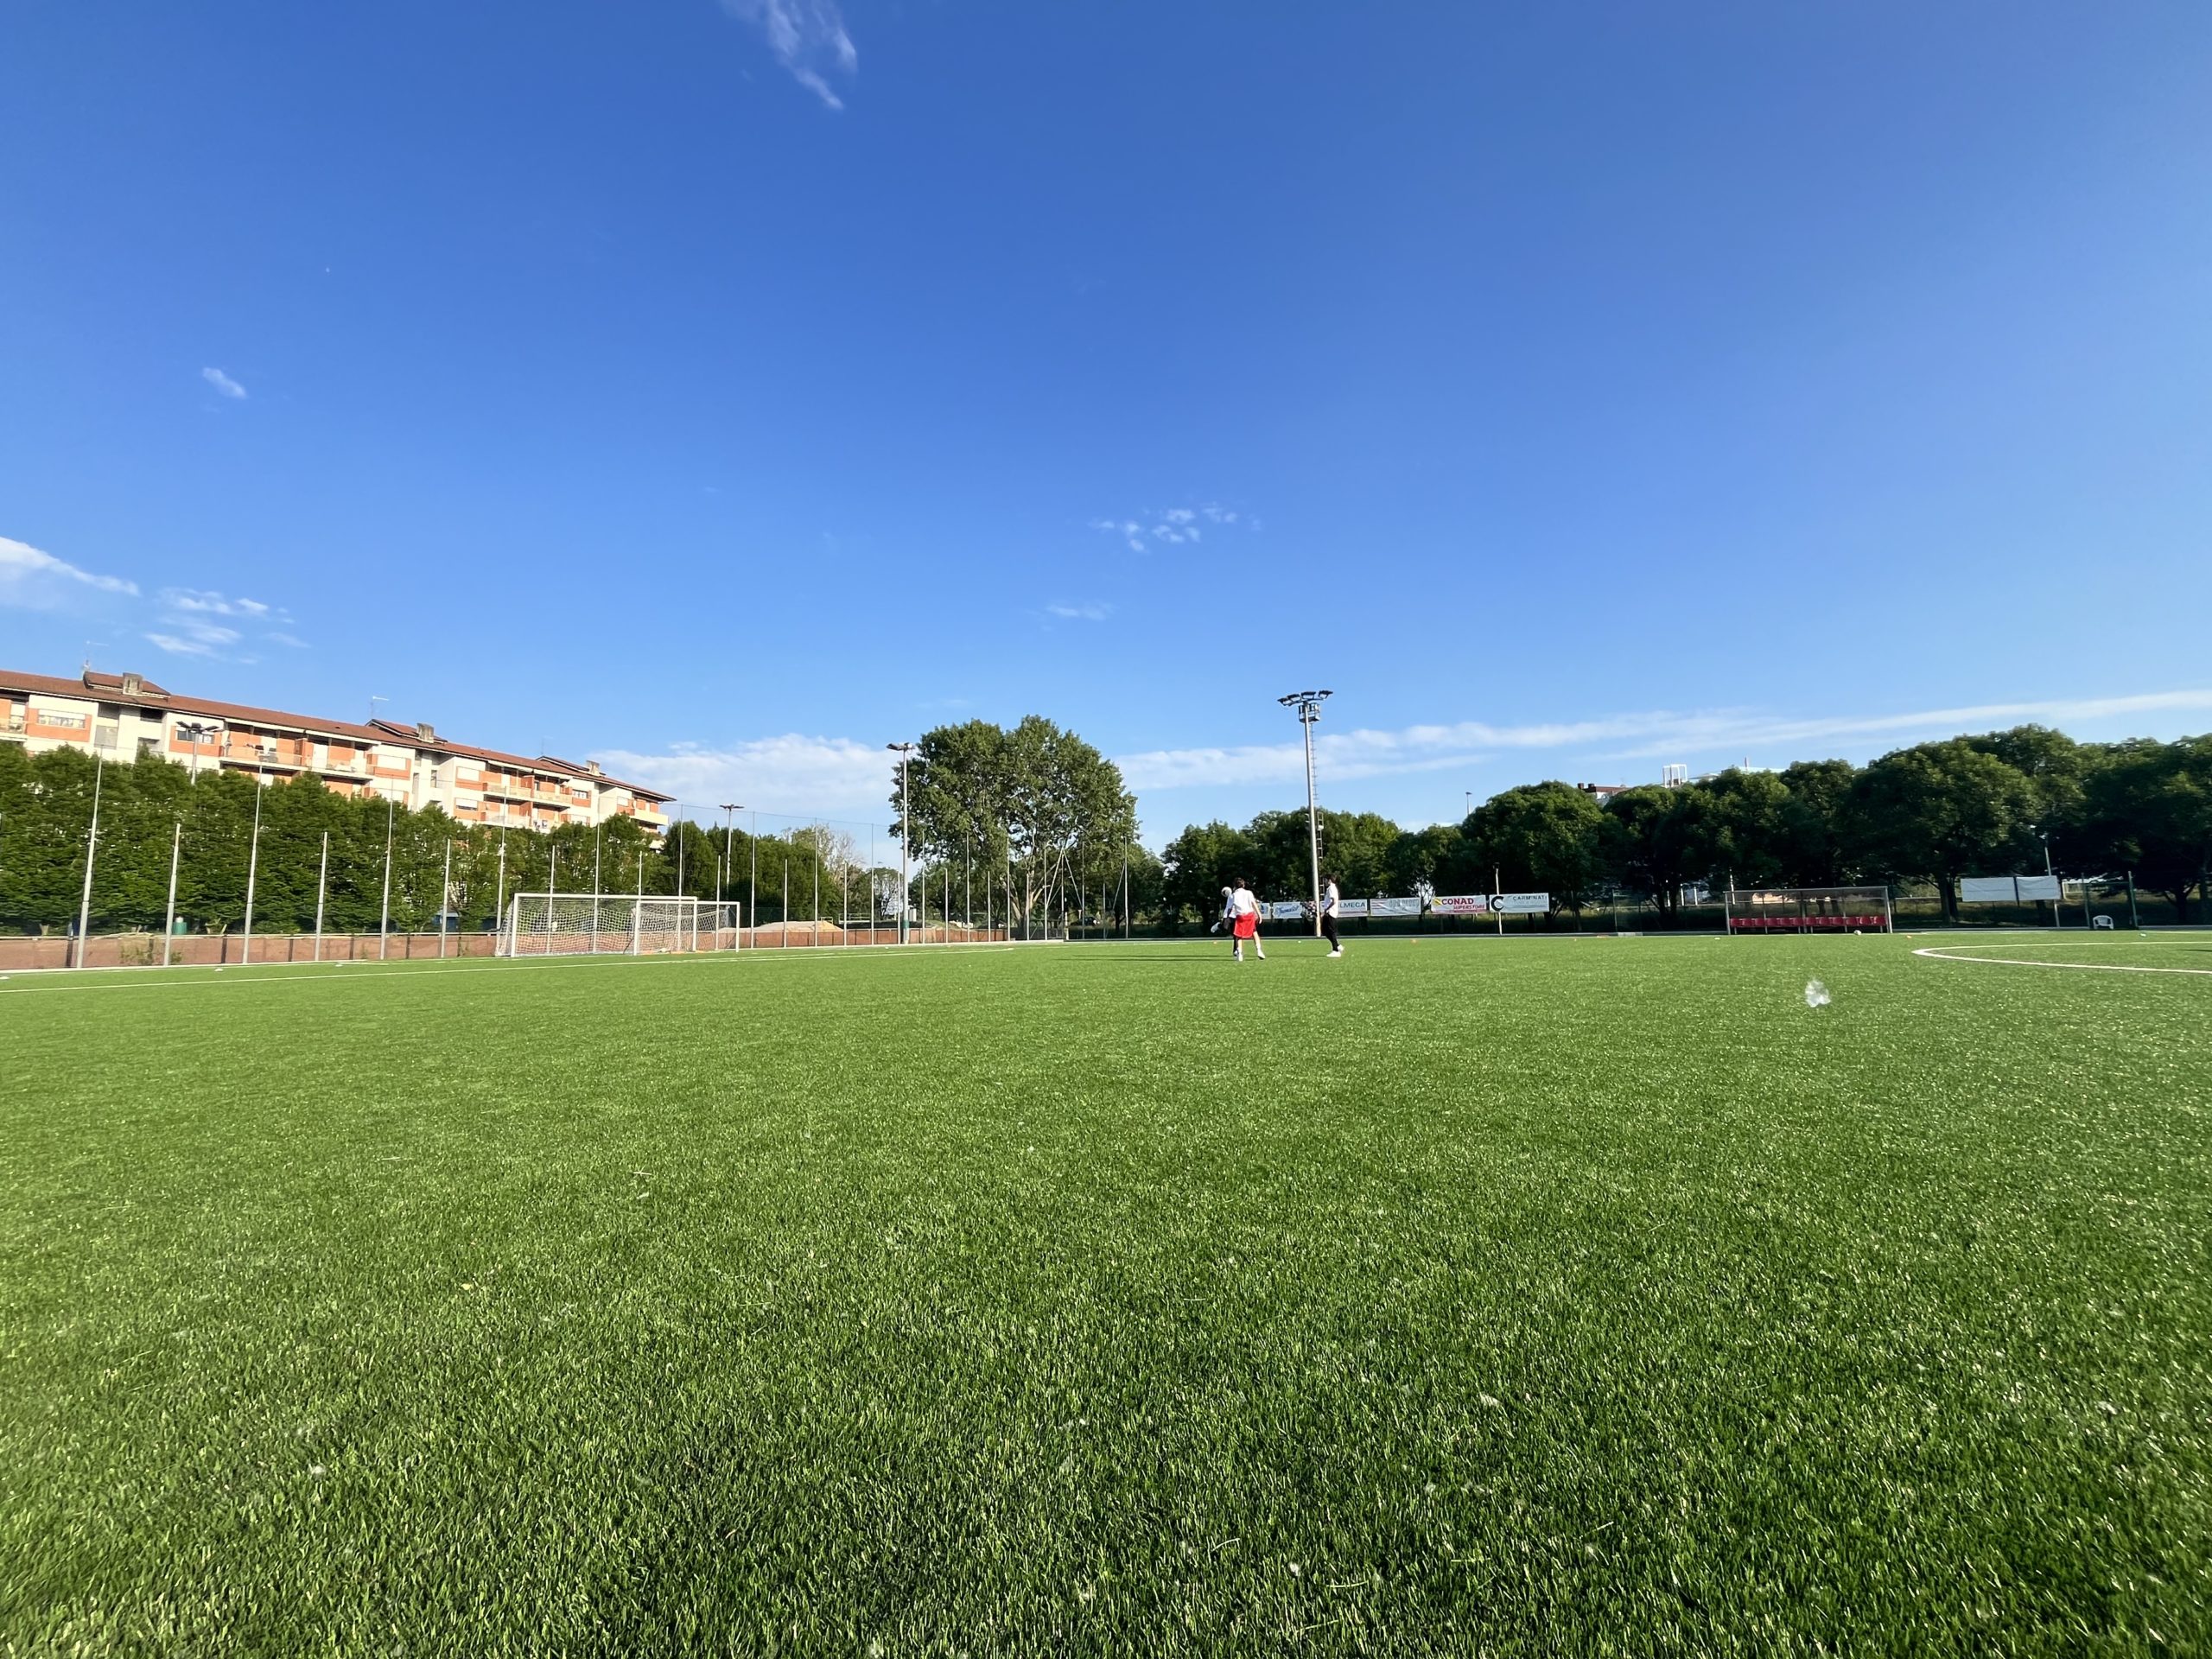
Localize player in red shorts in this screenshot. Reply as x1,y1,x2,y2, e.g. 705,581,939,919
1223,878,1265,963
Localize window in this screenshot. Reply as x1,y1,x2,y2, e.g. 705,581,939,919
38,710,87,730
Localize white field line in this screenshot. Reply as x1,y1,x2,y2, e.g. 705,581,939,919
0,941,1023,998
1913,943,2212,976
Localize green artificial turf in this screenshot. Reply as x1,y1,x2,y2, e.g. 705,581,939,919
3,933,2207,1655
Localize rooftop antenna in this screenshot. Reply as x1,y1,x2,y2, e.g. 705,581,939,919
368,694,387,724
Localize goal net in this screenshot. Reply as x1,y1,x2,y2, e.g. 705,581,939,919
501,893,743,957
1725,886,1892,933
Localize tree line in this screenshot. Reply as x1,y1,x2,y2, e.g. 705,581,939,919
1162,726,2210,925
0,745,876,935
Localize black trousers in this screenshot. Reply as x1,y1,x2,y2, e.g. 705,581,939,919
1320,914,1340,949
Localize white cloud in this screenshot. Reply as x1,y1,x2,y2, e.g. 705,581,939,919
1117,689,2212,792
201,367,247,400
719,0,856,110
145,629,236,658
146,588,296,661
594,734,899,823
1046,601,1112,622
0,536,139,607
163,588,281,620
1091,504,1251,554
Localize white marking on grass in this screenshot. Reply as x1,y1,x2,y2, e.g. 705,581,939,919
1913,944,2212,976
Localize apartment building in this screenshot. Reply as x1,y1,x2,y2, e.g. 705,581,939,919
0,666,671,833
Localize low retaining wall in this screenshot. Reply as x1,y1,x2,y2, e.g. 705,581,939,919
1,926,1012,971
0,932,497,970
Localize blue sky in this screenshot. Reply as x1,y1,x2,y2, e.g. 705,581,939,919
4,2,2209,842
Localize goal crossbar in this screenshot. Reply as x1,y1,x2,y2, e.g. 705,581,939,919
501,893,743,957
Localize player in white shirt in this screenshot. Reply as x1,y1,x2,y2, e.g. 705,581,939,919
1318,874,1343,957
1222,880,1265,963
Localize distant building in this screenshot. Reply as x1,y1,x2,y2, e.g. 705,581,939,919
1574,782,1630,804
0,666,670,833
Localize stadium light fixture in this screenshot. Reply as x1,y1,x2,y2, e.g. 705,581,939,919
1276,690,1332,936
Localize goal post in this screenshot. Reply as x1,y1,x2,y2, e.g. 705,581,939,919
1724,886,1892,934
500,893,743,957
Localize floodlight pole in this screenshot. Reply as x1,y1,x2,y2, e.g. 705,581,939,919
1277,690,1332,938
73,757,104,969
313,830,327,962
162,818,182,968
378,797,395,960
241,772,264,965
439,837,454,958
888,743,918,944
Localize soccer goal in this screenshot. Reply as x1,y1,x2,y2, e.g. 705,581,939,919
1725,886,1892,934
500,893,744,957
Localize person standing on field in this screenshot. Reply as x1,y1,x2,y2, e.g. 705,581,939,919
1318,874,1343,957
1224,879,1265,963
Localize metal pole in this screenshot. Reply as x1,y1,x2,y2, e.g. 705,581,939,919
1303,719,1320,936
73,757,104,969
241,776,263,965
594,825,603,950
782,856,789,949
378,797,395,960
494,829,507,955
751,811,759,948
675,802,684,897
162,818,182,968
2044,835,2059,929
313,830,327,961
546,845,558,957
439,837,453,958
1495,866,1503,938
2126,869,2139,930
1279,692,1332,937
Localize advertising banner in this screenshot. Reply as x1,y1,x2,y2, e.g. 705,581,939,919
1268,901,1307,922
1370,896,1423,918
1491,892,1551,914
1334,899,1370,918
1428,894,1490,916
1963,874,2059,904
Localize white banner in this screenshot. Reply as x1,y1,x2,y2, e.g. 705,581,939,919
1428,893,1489,916
1268,900,1306,921
1370,896,1423,918
1334,899,1370,918
1962,875,2059,904
1491,892,1551,914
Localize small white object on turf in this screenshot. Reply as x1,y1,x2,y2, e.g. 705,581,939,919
1804,978,1831,1009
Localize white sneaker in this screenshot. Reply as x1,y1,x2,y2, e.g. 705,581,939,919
1255,950,1266,960
1328,949,1342,957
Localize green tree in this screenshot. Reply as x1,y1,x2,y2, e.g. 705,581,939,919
1160,819,1257,927
1464,783,1609,918
900,715,1135,933
1602,785,1697,921
2082,735,2211,920
1777,760,1856,887
1842,741,2039,919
